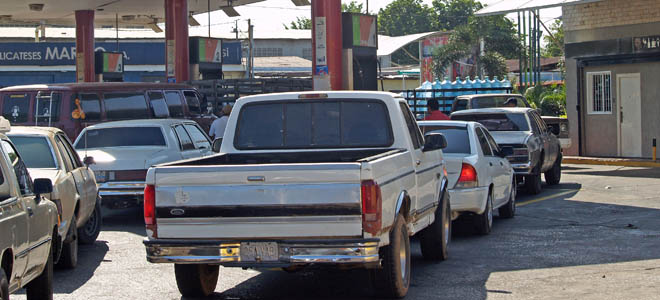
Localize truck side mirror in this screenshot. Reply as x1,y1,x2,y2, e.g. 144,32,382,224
212,138,222,153
423,133,447,152
34,178,53,198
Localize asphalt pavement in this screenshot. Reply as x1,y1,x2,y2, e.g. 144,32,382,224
12,164,660,300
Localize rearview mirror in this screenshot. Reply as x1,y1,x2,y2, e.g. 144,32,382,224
83,156,95,166
212,138,223,153
34,178,53,197
500,146,514,158
423,133,447,152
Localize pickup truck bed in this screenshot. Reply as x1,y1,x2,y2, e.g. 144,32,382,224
167,149,401,166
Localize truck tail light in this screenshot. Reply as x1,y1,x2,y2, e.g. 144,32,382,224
456,163,478,188
361,180,382,236
144,184,157,237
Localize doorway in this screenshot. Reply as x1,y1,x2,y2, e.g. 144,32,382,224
617,73,641,157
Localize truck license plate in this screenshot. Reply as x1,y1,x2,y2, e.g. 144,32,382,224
240,242,279,262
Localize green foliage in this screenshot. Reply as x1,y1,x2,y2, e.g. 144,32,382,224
480,52,507,78
542,19,564,58
342,1,364,13
432,0,483,30
378,0,435,37
524,84,566,116
283,16,311,30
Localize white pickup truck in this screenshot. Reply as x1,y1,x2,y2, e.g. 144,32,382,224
143,92,451,298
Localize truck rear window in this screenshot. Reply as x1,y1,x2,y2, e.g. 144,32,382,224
235,100,393,149
74,127,166,149
452,113,529,132
420,125,471,154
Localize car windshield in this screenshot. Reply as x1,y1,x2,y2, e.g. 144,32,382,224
452,113,529,131
74,127,166,149
420,125,471,154
8,136,56,168
235,100,393,150
470,96,527,109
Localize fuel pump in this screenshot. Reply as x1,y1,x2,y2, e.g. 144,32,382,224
189,37,223,80
341,13,378,91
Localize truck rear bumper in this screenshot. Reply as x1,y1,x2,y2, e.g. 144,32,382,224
143,238,380,267
98,181,145,208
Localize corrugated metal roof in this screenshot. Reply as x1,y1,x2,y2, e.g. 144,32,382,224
377,31,447,57
476,0,603,16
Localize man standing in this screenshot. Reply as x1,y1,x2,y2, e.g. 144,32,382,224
209,104,232,140
424,99,450,120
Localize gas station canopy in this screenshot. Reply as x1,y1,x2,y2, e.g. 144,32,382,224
0,0,268,27
475,0,602,16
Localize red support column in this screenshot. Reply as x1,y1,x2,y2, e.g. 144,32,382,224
311,0,342,90
75,10,96,82
165,0,190,83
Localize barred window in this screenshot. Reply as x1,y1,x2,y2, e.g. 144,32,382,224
254,47,283,57
587,71,612,114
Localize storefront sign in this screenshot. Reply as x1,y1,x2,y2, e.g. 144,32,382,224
633,36,660,52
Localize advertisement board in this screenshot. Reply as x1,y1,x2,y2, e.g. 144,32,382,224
419,35,449,83
352,15,377,48
191,37,222,63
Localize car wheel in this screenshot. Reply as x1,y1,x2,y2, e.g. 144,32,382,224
525,173,542,195
79,200,102,245
26,241,54,300
373,214,410,299
499,179,517,218
0,267,8,300
419,189,451,261
544,155,562,185
57,215,78,269
475,190,493,235
174,264,219,297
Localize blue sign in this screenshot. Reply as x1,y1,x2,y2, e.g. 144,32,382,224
0,41,242,66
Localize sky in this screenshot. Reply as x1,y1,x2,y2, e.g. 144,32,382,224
190,0,562,38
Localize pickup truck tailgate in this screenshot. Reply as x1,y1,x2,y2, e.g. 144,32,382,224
153,163,363,239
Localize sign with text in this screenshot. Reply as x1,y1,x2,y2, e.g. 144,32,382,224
95,52,124,74
633,35,660,53
190,37,222,64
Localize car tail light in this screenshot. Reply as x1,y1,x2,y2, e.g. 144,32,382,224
456,163,478,188
144,184,157,237
361,180,382,236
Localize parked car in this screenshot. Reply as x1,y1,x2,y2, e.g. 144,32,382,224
0,117,57,300
419,120,516,234
451,93,570,149
8,126,101,269
73,119,213,209
142,91,451,298
0,82,214,141
451,107,562,194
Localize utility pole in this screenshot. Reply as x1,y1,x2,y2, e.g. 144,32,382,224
248,18,254,79
234,19,239,40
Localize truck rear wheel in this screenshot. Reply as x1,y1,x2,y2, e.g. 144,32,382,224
419,189,451,261
544,155,562,185
26,242,53,300
0,268,8,300
174,264,219,297
373,214,410,298
525,173,542,195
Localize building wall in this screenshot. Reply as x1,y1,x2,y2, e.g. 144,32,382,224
563,0,660,32
252,39,311,60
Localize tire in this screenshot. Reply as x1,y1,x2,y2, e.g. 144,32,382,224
373,215,411,299
57,215,78,269
525,173,542,195
499,179,517,218
474,190,493,235
544,155,562,185
0,267,8,300
26,242,54,300
174,264,219,297
419,189,451,261
79,200,102,245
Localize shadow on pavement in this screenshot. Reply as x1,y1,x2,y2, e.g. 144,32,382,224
193,185,660,300
563,166,660,178
100,207,146,237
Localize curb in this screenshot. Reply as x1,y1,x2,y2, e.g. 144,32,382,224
563,157,660,168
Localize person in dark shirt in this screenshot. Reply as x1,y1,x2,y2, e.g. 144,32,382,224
424,99,450,120
503,97,519,107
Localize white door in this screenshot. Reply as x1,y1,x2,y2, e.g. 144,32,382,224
617,74,642,157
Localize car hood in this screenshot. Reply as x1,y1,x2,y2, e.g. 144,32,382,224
489,131,532,145
77,148,174,171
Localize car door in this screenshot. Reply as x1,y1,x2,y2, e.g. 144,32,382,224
57,133,96,220
0,140,50,277
182,123,213,156
52,135,87,226
172,124,199,160
399,102,439,216
530,111,557,171
0,159,30,283
474,127,503,200
481,127,512,205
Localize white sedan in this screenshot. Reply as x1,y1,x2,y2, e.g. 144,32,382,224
419,120,516,234
73,119,214,209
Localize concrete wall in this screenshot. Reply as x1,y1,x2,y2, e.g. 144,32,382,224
563,0,660,32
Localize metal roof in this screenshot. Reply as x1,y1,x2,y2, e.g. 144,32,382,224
377,31,446,57
475,0,603,16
